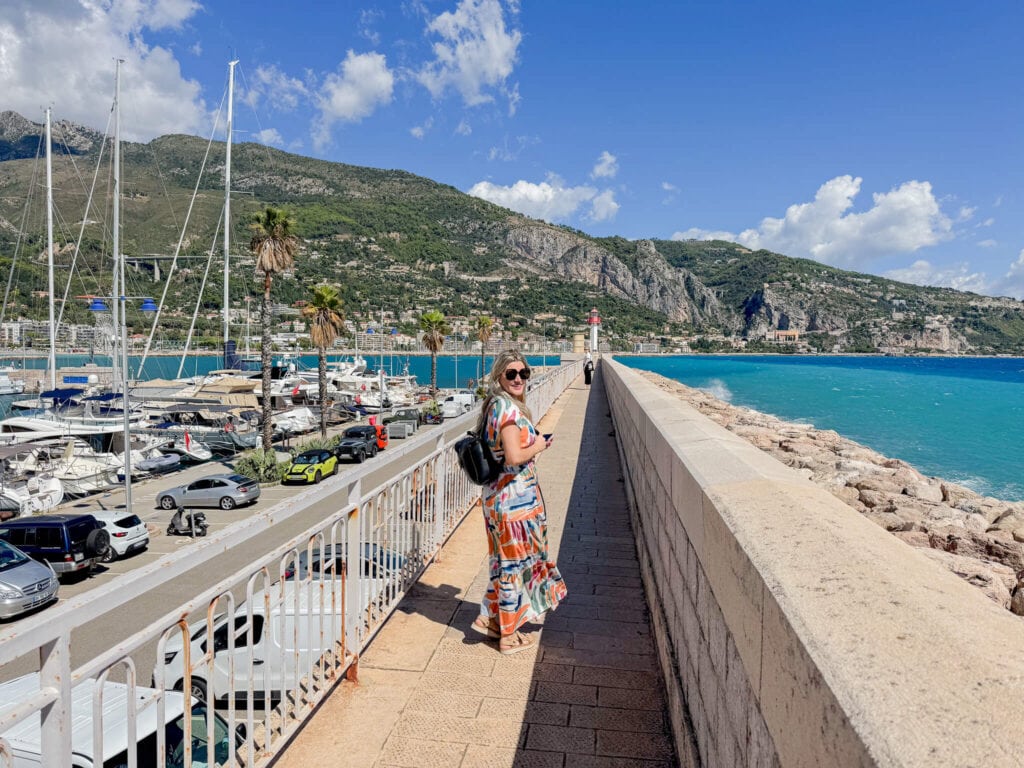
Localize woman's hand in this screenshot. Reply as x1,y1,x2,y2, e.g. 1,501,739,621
500,424,548,464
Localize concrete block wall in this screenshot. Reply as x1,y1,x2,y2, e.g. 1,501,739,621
603,359,1024,768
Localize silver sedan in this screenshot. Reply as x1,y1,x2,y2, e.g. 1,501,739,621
0,539,59,620
155,473,261,511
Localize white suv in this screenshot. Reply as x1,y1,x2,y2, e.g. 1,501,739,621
91,511,150,563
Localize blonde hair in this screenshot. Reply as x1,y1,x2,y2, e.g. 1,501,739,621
476,348,533,431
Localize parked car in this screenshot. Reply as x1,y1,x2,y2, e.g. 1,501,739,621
90,510,150,563
0,514,109,580
156,473,260,511
382,407,425,426
159,584,344,704
334,426,382,463
0,673,235,766
0,539,59,619
284,449,339,484
440,390,476,419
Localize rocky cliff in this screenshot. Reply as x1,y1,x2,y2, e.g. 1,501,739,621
505,223,727,325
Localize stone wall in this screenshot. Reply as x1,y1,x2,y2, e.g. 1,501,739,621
602,358,1024,768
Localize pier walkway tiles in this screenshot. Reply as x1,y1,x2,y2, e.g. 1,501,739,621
274,372,676,768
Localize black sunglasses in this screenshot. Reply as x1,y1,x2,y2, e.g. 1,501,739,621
503,367,531,382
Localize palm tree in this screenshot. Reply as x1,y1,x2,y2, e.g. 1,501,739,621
475,315,493,384
302,285,346,437
250,207,298,451
418,309,450,397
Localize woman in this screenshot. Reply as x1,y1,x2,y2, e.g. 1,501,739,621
471,350,567,654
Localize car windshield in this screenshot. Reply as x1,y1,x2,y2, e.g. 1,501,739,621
160,704,232,768
344,428,367,437
0,540,29,571
114,515,142,528
227,474,251,485
294,452,320,463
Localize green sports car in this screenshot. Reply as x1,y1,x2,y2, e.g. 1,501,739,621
284,449,339,484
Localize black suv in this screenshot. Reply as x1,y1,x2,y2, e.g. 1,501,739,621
0,514,110,580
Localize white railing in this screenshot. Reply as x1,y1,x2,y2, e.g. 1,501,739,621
0,359,582,768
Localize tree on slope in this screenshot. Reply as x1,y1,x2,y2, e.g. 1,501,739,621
250,207,298,451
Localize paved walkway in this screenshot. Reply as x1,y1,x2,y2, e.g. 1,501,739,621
274,372,676,768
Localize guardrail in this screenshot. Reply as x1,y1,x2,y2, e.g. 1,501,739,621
0,358,582,768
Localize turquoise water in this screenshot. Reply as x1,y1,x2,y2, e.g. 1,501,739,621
618,355,1024,502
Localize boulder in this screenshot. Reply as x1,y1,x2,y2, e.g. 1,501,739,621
904,482,945,504
918,549,1013,609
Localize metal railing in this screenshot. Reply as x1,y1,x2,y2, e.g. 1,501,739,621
0,358,582,768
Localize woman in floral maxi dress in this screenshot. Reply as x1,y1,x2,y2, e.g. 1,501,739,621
471,350,567,654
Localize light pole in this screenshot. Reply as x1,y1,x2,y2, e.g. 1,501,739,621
89,295,157,513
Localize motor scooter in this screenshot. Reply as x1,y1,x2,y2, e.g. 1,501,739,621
166,506,208,537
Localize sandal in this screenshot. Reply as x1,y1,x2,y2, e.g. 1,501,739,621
471,616,500,639
499,631,535,656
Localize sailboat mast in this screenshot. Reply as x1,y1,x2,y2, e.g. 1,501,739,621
113,58,134,514
44,109,56,391
222,60,237,364
111,62,121,394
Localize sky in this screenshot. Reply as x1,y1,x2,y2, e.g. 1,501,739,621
3,0,1024,299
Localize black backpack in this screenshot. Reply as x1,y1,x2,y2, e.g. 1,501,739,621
455,430,502,485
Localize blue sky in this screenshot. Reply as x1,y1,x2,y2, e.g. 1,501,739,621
5,1,1024,298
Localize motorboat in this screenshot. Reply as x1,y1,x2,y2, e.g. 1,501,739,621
0,445,64,515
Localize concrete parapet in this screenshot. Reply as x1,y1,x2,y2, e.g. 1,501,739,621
603,358,1024,767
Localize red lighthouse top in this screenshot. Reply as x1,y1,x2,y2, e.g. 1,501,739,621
587,307,601,325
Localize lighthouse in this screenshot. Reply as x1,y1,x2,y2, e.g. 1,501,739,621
587,307,601,353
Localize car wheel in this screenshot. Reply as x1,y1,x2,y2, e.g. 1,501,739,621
219,496,237,510
175,677,208,704
313,469,322,484
159,496,176,510
99,544,116,564
369,444,378,458
85,528,110,559
355,450,365,463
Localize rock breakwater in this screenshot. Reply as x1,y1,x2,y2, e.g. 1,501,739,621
639,370,1024,614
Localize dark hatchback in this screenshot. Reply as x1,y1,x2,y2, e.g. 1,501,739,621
0,514,110,580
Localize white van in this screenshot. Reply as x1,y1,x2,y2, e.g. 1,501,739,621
0,673,233,767
160,583,347,704
440,390,476,419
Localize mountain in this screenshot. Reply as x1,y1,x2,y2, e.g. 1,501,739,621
0,110,1022,355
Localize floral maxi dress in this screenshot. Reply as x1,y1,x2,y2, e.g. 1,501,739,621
479,396,567,636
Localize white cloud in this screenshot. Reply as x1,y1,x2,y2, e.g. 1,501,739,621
884,260,989,294
467,174,598,222
313,50,394,150
661,182,677,192
455,119,472,136
359,8,384,45
242,65,309,112
0,0,207,140
981,217,995,227
989,250,1024,299
588,190,620,222
977,239,997,248
591,151,618,179
255,128,284,146
673,176,954,269
410,117,433,139
956,205,976,222
486,134,536,161
417,0,521,110
672,227,737,242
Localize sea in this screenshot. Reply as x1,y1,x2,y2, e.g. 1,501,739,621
618,355,1024,503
